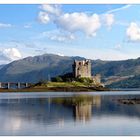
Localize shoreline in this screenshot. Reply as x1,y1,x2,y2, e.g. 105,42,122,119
0,86,110,92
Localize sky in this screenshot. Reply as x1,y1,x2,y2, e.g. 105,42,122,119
0,4,140,64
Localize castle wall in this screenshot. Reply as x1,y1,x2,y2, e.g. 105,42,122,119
73,60,91,78
93,74,101,83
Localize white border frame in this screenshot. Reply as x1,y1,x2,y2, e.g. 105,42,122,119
0,0,140,4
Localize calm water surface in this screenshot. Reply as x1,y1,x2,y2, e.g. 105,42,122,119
0,91,140,136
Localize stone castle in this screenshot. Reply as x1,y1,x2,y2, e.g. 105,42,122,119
73,60,101,84
73,60,91,78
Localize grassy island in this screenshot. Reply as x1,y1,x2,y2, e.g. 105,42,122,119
0,77,109,92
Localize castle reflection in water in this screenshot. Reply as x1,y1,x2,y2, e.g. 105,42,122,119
0,93,140,129
0,94,101,124
51,95,101,122
73,96,101,122
1,93,140,135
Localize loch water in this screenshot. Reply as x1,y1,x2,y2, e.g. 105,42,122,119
0,91,140,136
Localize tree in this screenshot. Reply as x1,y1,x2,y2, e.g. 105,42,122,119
55,76,63,82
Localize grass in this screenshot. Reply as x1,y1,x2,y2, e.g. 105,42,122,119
0,81,109,92
34,81,87,88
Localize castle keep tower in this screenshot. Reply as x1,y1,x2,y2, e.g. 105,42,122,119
73,60,91,78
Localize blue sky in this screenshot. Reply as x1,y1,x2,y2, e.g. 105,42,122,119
0,4,140,64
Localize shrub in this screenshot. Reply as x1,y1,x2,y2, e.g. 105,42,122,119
55,76,63,82
35,79,48,86
76,77,93,84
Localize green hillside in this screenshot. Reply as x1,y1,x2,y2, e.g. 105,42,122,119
107,75,140,88
0,53,140,88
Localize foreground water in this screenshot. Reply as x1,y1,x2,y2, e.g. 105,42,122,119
0,91,140,136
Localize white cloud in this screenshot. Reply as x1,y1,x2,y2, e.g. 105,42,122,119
126,22,140,41
56,53,64,56
104,14,114,28
49,33,75,42
0,47,22,64
38,5,61,24
2,48,22,61
106,5,132,14
38,11,50,24
106,5,132,27
38,4,101,37
38,4,122,41
40,30,75,42
40,4,61,16
0,23,12,28
56,13,101,36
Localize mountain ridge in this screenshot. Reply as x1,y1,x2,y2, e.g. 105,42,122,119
0,53,140,88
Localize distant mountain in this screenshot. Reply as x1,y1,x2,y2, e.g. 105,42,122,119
0,53,140,88
0,54,85,82
92,58,140,88
92,58,140,78
0,64,5,70
107,75,140,88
